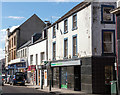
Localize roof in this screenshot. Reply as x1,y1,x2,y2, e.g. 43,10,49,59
8,14,45,37
47,1,91,29
18,40,31,50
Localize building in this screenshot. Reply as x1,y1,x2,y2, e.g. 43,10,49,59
0,58,5,74
6,14,46,75
47,1,116,94
28,28,48,87
111,0,120,94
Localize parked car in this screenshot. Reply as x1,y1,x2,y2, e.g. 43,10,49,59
2,75,6,86
10,72,25,86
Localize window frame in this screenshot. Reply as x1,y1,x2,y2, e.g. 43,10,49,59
64,18,68,34
72,34,77,57
52,41,56,60
102,30,115,55
64,38,68,58
72,13,77,31
30,55,33,65
53,25,56,38
101,5,115,24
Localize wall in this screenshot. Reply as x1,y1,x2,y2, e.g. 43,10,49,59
92,2,116,56
17,15,45,49
48,4,92,61
28,39,47,66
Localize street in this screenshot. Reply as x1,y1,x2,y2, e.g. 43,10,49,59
2,84,53,95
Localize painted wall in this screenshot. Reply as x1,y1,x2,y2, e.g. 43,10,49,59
48,4,92,61
92,2,116,56
28,39,47,66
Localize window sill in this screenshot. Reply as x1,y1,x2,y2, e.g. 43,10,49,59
53,36,56,39
64,31,68,34
72,27,78,31
102,53,116,56
101,21,115,24
72,55,78,59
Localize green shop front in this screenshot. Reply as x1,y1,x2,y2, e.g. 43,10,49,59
51,59,81,91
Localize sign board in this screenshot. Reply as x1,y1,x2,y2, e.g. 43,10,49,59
51,59,81,67
44,70,47,86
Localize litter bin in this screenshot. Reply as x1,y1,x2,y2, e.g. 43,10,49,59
110,80,117,95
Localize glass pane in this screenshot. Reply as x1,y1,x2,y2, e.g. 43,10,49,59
105,66,113,85
61,67,67,88
104,32,112,42
103,7,113,21
104,43,112,53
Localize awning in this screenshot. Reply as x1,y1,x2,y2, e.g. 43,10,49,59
8,58,26,65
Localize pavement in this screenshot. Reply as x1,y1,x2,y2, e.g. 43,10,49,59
25,83,110,95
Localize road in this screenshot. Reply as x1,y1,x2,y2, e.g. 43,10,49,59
2,84,53,95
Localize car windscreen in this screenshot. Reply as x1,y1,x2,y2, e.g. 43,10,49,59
15,72,24,76
16,75,24,81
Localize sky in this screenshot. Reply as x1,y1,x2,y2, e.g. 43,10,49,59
0,0,83,60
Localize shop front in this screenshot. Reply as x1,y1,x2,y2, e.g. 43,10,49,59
51,59,81,91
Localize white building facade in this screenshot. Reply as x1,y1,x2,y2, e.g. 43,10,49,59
48,1,116,94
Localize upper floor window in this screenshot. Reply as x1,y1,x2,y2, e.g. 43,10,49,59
64,38,68,58
64,19,68,33
53,42,56,60
53,26,56,38
30,55,33,65
102,30,115,54
72,14,77,30
73,35,77,57
101,5,115,24
14,36,16,46
12,38,13,47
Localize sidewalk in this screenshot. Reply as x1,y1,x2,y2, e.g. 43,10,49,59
25,83,109,95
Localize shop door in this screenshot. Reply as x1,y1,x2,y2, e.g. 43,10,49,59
74,66,81,91
105,65,113,94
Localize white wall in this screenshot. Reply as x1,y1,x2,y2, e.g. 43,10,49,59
48,4,92,61
28,40,47,66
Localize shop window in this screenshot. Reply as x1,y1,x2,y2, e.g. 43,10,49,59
61,67,67,89
53,26,56,38
64,19,68,33
105,65,113,85
53,42,56,60
53,67,59,88
73,35,77,57
64,38,68,58
72,14,77,30
30,55,33,65
101,5,115,24
102,30,115,54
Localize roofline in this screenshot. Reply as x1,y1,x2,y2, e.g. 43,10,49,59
111,7,120,14
47,2,91,29
29,38,47,47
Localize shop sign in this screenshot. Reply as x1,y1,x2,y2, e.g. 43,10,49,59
61,84,67,89
51,59,81,67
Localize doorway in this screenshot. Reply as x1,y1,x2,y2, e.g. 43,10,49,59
74,66,81,91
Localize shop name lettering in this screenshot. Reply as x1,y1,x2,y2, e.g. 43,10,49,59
51,63,63,66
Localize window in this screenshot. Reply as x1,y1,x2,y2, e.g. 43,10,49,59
101,5,115,24
23,49,24,57
21,50,22,58
105,66,113,85
36,54,38,65
25,49,27,57
41,52,45,63
73,35,77,57
102,30,115,54
53,42,56,60
53,26,56,38
14,50,16,59
12,38,13,47
64,19,68,33
30,55,33,65
14,36,16,46
72,14,77,30
64,38,68,58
